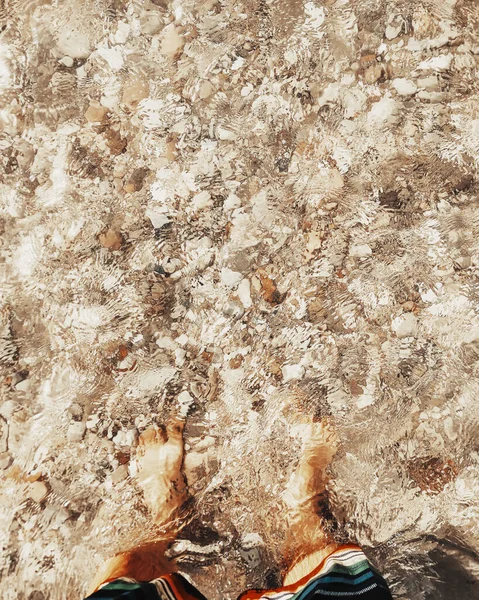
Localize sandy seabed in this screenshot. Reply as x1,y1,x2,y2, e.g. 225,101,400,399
1,1,479,598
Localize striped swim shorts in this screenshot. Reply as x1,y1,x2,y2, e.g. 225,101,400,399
86,545,393,599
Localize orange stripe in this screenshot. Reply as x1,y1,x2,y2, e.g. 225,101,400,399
239,545,363,600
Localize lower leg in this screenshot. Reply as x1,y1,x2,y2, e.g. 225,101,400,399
88,418,188,594
281,420,340,585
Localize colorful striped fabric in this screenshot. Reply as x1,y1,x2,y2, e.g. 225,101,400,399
240,546,392,599
86,546,392,600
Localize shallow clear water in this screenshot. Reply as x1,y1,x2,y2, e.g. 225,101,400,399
1,1,479,598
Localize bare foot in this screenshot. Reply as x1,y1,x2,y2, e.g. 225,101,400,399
136,418,189,527
282,419,338,512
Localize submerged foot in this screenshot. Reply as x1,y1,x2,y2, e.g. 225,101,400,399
136,418,189,527
282,418,339,512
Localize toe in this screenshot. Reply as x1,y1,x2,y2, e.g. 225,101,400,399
166,417,185,443
139,425,167,448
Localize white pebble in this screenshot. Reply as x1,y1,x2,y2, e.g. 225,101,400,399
237,278,252,308
221,267,243,288
281,363,305,382
391,312,417,338
28,481,49,503
160,24,184,58
392,78,417,96
67,421,86,443
444,416,458,441
350,244,372,257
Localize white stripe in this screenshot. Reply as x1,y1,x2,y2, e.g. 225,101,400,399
154,577,178,600
308,582,378,596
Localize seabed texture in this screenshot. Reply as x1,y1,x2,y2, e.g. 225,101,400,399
1,1,479,598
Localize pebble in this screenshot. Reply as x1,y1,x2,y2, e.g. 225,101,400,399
281,363,305,382
57,30,91,59
86,414,100,429
444,416,458,441
67,421,86,443
417,75,439,90
122,78,149,109
455,256,471,269
392,78,417,96
15,378,32,392
192,191,213,210
199,80,215,99
85,103,108,123
237,278,252,308
184,451,206,484
364,64,383,84
99,229,122,250
391,313,417,338
112,429,138,447
111,464,129,484
160,24,185,58
350,244,372,257
0,452,12,470
221,267,243,288
28,481,49,503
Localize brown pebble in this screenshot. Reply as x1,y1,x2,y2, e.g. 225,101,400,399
229,355,244,369
407,456,458,495
258,270,285,305
364,64,383,85
122,77,149,109
85,103,108,123
124,167,150,193
28,480,49,503
99,229,122,251
104,127,127,155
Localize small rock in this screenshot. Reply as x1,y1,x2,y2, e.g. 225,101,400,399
350,244,372,257
281,363,305,382
104,127,128,155
160,23,185,58
221,268,243,288
111,464,128,484
194,436,216,451
140,12,163,36
391,312,417,338
223,193,241,211
223,300,244,319
192,190,213,210
237,278,252,308
364,64,383,84
184,452,205,484
99,229,122,251
199,80,215,99
417,75,439,90
15,378,32,392
258,270,285,305
86,414,100,429
418,54,452,72
68,402,83,420
385,24,402,40
392,78,417,96
454,256,471,269
28,481,49,503
85,103,108,123
124,167,150,193
122,77,149,109
444,416,458,441
217,126,237,141
229,354,244,369
59,56,74,68
57,30,91,59
67,421,86,443
177,390,194,418
0,452,12,470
